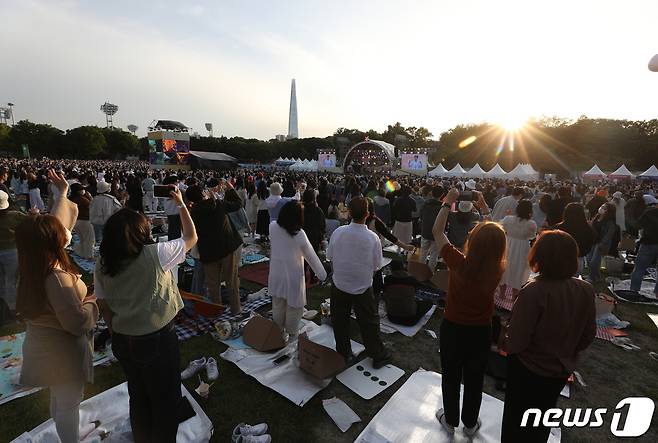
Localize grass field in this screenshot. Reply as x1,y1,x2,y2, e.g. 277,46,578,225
1,264,657,442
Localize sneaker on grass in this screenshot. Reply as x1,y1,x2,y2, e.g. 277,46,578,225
181,357,206,380
206,357,219,381
232,423,268,442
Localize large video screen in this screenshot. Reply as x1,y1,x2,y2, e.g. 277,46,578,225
401,153,427,171
318,153,336,169
148,131,190,165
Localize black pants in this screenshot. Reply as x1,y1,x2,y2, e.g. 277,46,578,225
439,319,491,428
112,323,182,443
167,214,181,240
501,355,568,443
330,285,386,360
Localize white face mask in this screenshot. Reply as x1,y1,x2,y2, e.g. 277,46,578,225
64,228,73,248
598,206,606,215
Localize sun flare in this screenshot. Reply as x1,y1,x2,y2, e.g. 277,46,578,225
496,115,528,132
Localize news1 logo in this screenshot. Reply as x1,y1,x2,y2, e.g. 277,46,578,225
521,397,655,437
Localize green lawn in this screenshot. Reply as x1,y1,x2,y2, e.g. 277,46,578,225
1,274,657,442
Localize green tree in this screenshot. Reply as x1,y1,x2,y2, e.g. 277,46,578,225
0,123,10,151
8,120,64,156
64,126,107,158
102,128,140,158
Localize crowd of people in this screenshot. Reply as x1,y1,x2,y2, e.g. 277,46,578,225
0,156,657,442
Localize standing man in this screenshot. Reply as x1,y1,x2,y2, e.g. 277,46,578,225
392,186,416,246
162,176,182,240
327,197,391,369
141,173,157,212
630,195,658,298
420,186,444,270
491,187,524,222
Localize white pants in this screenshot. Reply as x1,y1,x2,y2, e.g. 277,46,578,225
73,220,95,259
271,296,304,338
393,221,413,245
420,238,440,271
50,381,84,443
143,191,157,212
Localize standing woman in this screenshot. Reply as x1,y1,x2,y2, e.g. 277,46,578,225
268,201,327,340
255,180,270,242
17,170,99,443
69,183,95,259
245,181,258,237
588,202,618,282
502,231,596,442
0,190,27,323
500,200,537,298
556,203,596,275
302,189,326,284
432,188,507,438
94,187,197,443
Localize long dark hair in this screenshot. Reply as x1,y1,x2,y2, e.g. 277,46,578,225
561,203,589,229
99,208,153,277
516,199,533,220
15,215,78,319
277,201,304,236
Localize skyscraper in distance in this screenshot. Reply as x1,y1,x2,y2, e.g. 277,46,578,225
287,78,298,139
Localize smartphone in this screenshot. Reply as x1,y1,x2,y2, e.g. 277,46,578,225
458,191,477,201
154,185,174,198
272,354,290,365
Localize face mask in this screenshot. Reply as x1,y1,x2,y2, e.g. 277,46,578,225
598,206,606,215
64,228,73,248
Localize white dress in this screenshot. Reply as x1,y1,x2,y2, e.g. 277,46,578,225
267,222,327,308
246,194,259,224
501,216,537,290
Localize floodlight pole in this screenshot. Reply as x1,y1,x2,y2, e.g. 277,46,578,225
7,103,15,126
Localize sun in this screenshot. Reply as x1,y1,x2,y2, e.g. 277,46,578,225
496,115,528,132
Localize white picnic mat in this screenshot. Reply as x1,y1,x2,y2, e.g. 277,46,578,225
221,323,365,407
12,384,212,443
337,358,405,400
354,369,561,443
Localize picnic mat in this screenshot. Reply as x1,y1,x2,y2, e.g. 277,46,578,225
494,285,515,311
354,301,436,337
175,296,272,341
354,369,561,443
238,262,316,288
220,323,365,407
12,384,212,443
0,333,113,406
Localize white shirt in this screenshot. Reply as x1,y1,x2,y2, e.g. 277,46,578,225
491,195,519,222
327,222,383,294
95,238,186,299
268,223,327,308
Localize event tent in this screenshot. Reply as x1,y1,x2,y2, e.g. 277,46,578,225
639,165,658,179
522,164,540,179
428,164,448,177
507,163,540,181
446,163,466,177
485,164,508,178
187,151,237,170
609,164,635,179
464,163,486,178
582,165,607,179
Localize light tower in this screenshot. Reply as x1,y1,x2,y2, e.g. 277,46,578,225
205,123,213,137
100,102,119,128
127,124,138,135
287,79,298,139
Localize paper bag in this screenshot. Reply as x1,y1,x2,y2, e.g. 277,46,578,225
430,269,450,291
618,236,636,252
242,315,286,352
298,333,346,379
407,248,433,282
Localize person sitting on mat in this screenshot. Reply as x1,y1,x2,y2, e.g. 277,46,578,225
502,230,596,443
432,188,507,438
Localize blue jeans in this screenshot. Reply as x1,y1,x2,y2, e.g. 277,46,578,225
588,244,603,281
92,224,104,244
190,258,205,296
0,248,19,310
630,243,658,295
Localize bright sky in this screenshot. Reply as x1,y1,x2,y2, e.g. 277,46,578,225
2,0,658,139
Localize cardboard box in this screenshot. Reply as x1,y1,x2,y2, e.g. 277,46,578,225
298,333,346,379
242,315,286,352
430,269,450,291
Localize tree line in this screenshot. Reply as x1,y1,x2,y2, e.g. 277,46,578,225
1,117,657,174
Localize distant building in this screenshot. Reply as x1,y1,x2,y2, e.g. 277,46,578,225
287,79,298,139
275,134,287,142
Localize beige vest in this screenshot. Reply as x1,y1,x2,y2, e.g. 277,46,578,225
96,244,182,335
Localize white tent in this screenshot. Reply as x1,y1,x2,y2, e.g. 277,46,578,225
428,164,448,177
522,164,540,179
639,165,658,179
507,163,540,181
609,164,635,179
464,163,486,178
582,165,607,179
446,163,466,177
485,164,508,178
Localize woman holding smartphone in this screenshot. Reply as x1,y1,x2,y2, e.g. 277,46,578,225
432,188,505,438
